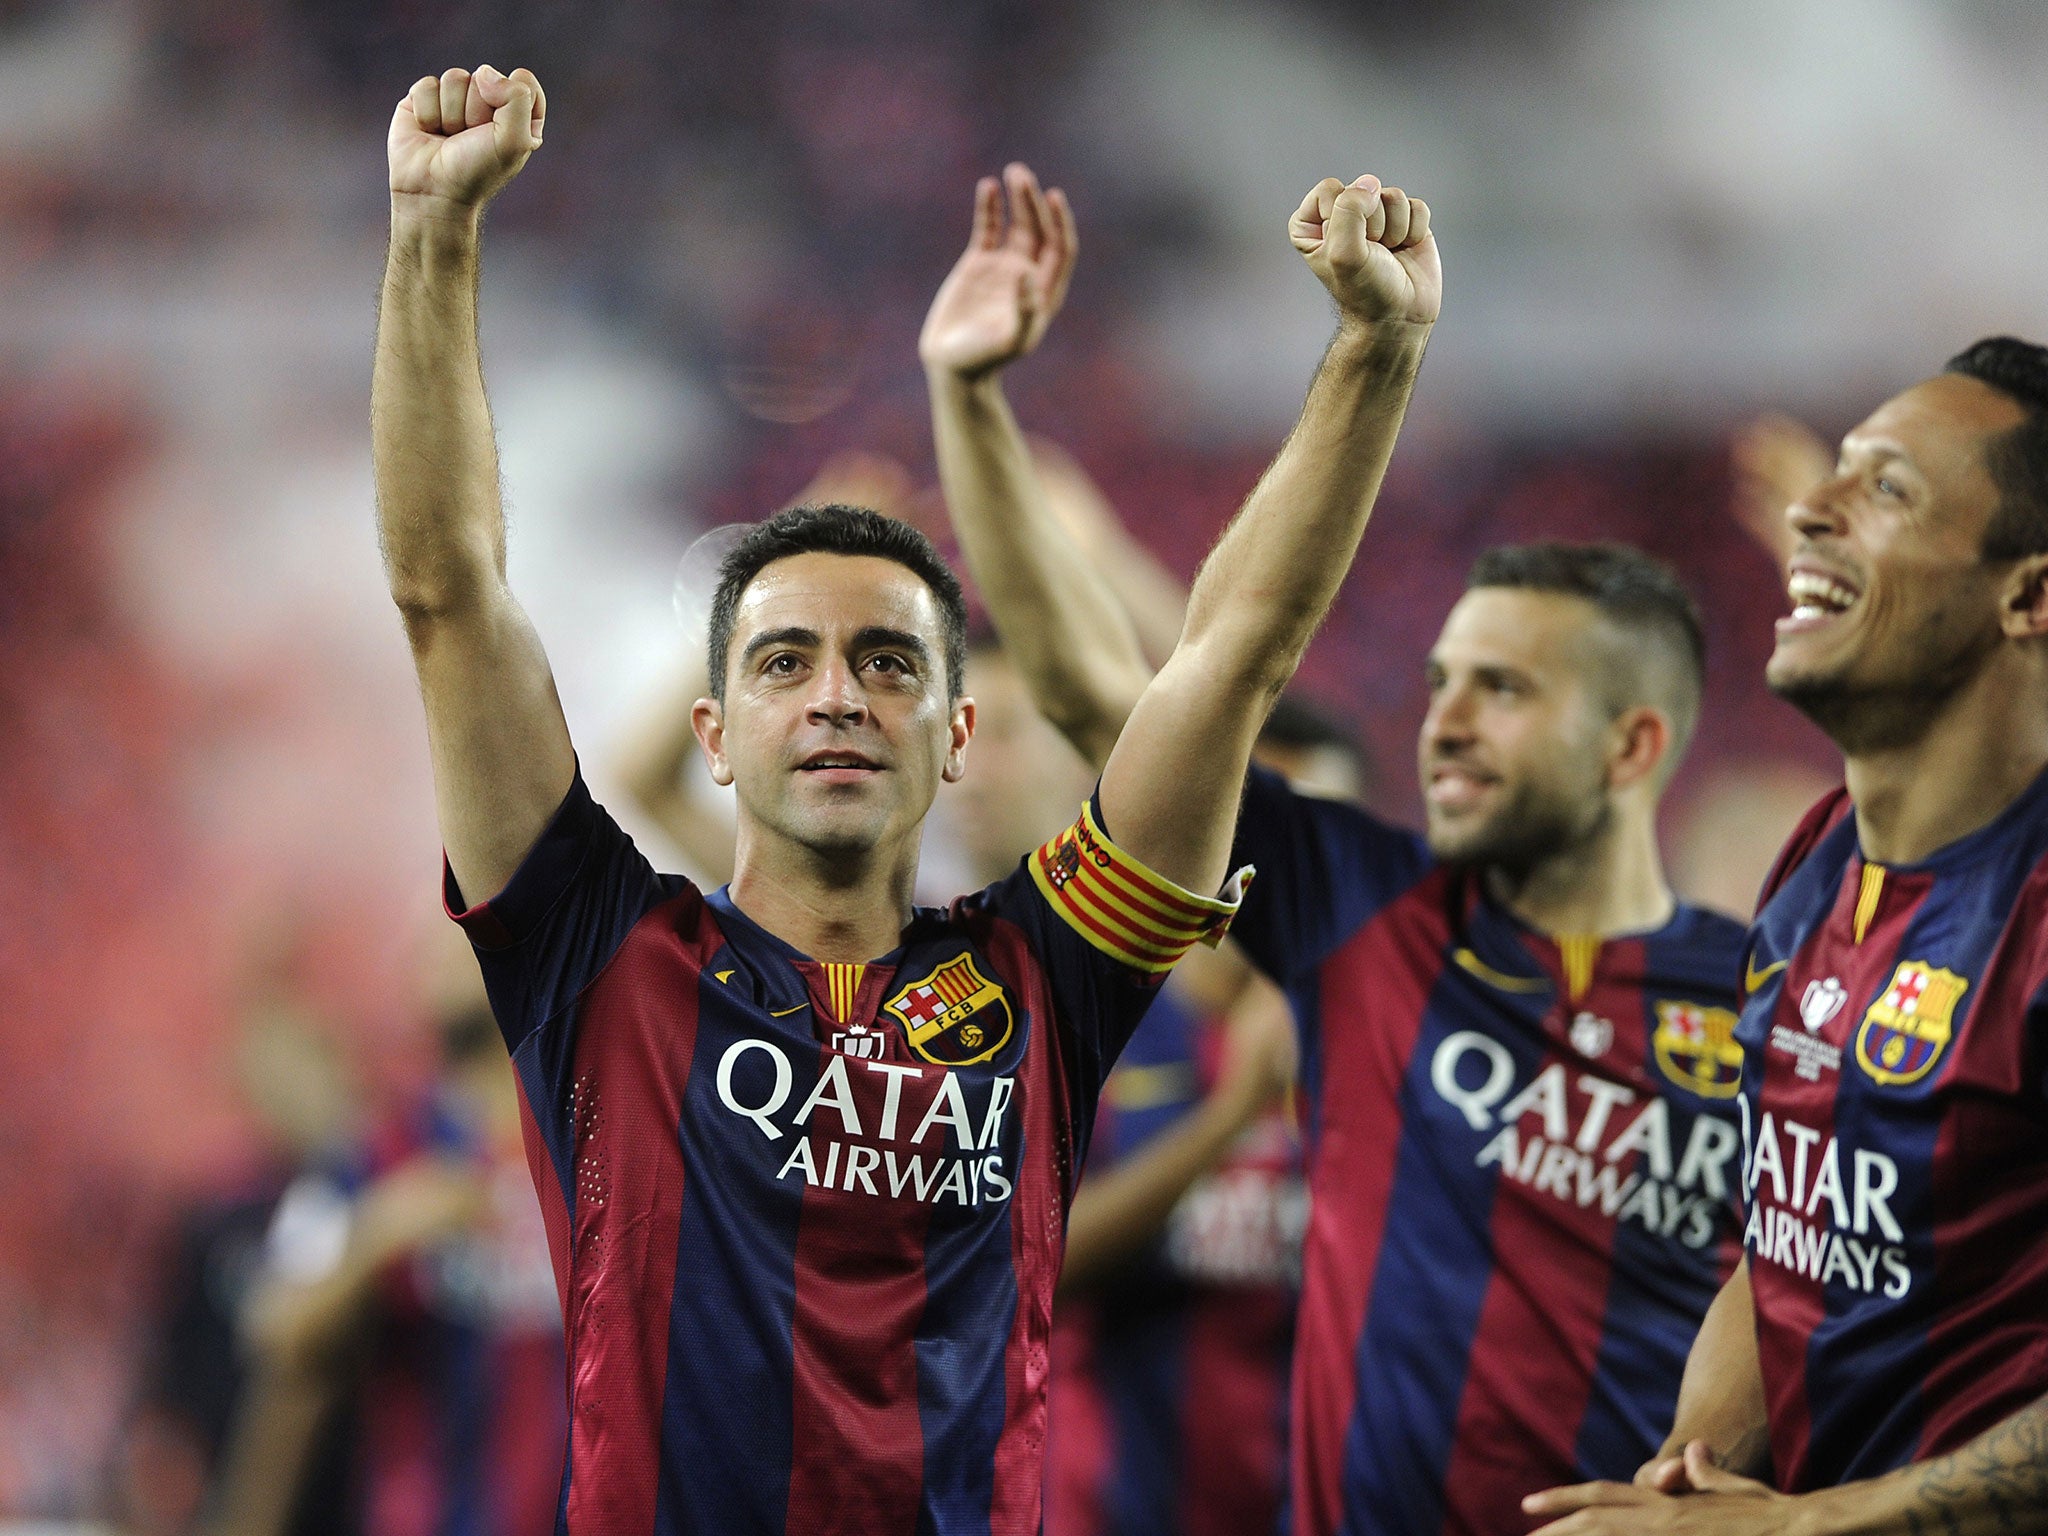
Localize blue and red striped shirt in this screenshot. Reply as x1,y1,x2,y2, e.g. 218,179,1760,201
1229,767,1746,1536
1044,987,1302,1536
1737,769,2048,1490
446,774,1237,1535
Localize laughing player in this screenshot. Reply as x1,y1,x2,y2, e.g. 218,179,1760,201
1525,343,2048,1534
923,167,1749,1536
372,66,1432,1536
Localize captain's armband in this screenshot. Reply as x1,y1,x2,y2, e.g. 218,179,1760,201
1028,800,1252,975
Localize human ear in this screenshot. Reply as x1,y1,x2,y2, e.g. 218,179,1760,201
692,698,734,787
941,697,977,785
1997,554,2048,640
1606,705,1671,793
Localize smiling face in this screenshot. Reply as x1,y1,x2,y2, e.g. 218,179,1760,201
1766,374,2024,752
695,551,971,864
1418,588,1624,871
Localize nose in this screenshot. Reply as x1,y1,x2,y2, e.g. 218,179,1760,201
1423,680,1476,749
805,655,868,727
1788,472,1850,545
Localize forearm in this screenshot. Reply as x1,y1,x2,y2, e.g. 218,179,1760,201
1789,1396,2048,1536
615,659,736,886
1180,321,1428,696
374,206,505,622
1657,1257,1772,1476
928,369,1152,770
1059,1090,1253,1293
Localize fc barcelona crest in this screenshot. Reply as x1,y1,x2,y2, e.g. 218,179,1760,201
1855,961,1966,1087
885,953,1015,1067
1652,1000,1744,1099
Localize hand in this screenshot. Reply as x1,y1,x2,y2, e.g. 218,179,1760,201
920,162,1078,380
1731,413,1832,570
389,65,547,219
1289,175,1440,330
1525,1443,1786,1534
784,450,916,522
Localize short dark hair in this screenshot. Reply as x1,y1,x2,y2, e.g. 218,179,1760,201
706,504,969,702
1466,541,1706,760
1944,337,2048,561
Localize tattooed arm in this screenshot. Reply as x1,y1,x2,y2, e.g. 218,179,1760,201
1522,1390,2048,1534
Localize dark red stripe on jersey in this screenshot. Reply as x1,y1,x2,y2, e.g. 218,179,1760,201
1437,940,1650,1534
785,1125,931,1534
1292,869,1456,1536
559,890,710,1536
1177,1294,1289,1536
986,914,1073,1536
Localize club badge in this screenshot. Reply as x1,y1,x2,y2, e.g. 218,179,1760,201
885,953,1015,1067
1652,1000,1744,1099
1855,961,1966,1087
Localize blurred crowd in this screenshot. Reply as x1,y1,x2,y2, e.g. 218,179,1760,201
9,0,2046,1528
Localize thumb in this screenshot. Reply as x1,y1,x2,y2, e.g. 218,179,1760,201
475,66,541,155
1321,174,1381,265
1682,1440,1764,1494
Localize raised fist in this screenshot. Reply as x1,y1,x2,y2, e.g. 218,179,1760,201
389,65,546,216
920,162,1077,381
1290,176,1440,329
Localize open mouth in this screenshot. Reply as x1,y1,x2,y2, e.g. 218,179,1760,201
798,751,883,783
1425,762,1497,813
1780,566,1861,633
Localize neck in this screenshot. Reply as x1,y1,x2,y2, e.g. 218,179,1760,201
1484,799,1675,938
727,822,922,963
1842,654,2048,865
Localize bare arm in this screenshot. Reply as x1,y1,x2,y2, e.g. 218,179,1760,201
1639,1258,1773,1486
614,656,737,887
1526,1257,2048,1533
924,170,1437,891
1098,177,1436,892
921,166,1152,770
1058,974,1293,1292
375,65,574,903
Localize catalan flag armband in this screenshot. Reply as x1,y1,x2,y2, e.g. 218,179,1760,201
1028,800,1253,976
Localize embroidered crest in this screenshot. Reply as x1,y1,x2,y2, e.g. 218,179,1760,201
884,953,1015,1067
1855,961,1966,1087
1652,1000,1744,1099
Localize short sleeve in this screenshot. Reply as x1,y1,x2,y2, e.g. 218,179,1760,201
966,791,1248,1147
443,772,686,1057
1228,764,1434,985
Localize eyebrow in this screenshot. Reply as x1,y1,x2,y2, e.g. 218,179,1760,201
740,627,820,665
738,625,933,666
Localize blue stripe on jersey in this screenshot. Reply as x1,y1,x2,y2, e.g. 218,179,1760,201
657,974,804,1536
1291,972,1327,1155
1336,968,1551,1536
913,1184,1017,1535
1800,852,2018,1483
1574,920,1739,1475
1099,1302,1188,1536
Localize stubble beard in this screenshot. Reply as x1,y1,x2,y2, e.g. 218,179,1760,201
1426,770,1611,885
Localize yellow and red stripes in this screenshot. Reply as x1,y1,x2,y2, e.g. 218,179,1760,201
1028,800,1250,975
823,962,866,1024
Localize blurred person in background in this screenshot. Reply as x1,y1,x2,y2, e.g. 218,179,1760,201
202,934,563,1536
115,970,367,1536
924,165,1750,1536
617,449,1312,1536
373,59,1427,1533
1527,342,2048,1532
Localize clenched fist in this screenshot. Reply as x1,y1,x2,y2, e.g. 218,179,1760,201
1290,176,1440,330
920,162,1077,381
389,65,546,218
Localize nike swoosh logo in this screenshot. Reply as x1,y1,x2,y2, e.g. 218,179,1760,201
769,1002,810,1018
1452,947,1549,994
1744,957,1789,993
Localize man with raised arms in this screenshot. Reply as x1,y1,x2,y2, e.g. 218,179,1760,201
923,169,1753,1535
373,63,1434,1536
1526,341,2048,1534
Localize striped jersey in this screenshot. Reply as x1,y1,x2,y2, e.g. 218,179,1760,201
1228,767,1747,1536
1044,986,1302,1536
445,774,1240,1536
1737,771,2048,1490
